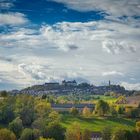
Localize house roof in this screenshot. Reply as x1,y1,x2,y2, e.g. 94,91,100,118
51,103,94,108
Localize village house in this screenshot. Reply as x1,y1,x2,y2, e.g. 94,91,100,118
51,103,94,112
91,132,102,140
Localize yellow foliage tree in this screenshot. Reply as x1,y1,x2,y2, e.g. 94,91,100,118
136,121,140,133
82,106,91,117
65,122,81,140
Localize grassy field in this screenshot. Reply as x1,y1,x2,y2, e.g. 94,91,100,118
61,114,135,132
91,95,117,104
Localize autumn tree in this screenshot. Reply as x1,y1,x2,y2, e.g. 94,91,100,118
136,121,140,133
82,106,91,117
70,107,79,116
65,122,81,140
0,128,16,140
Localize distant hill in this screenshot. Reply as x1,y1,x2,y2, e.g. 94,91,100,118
10,80,134,96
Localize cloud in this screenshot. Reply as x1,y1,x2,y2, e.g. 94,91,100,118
0,19,140,89
121,82,140,90
52,0,140,17
102,40,136,54
0,12,29,26
0,0,14,9
102,71,124,76
18,63,47,81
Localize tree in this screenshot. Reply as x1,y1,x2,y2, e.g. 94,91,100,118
39,137,54,140
33,129,41,140
32,118,46,134
9,117,23,138
111,128,127,140
116,105,125,115
35,101,51,118
15,95,35,126
102,126,112,140
0,97,15,124
0,128,16,140
45,122,65,140
131,130,140,140
20,128,34,140
69,107,79,116
0,90,8,97
95,100,109,116
65,122,81,140
48,111,60,123
110,106,117,117
82,129,91,140
136,121,140,133
82,106,91,117
126,108,140,118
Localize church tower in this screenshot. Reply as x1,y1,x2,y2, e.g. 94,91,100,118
109,80,111,86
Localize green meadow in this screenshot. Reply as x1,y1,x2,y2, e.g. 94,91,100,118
61,114,135,132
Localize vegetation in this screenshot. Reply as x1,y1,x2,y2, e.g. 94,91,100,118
0,92,140,140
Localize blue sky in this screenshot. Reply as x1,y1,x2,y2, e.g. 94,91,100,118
0,0,140,90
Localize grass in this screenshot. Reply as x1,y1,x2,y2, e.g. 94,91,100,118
61,114,135,132
91,95,117,104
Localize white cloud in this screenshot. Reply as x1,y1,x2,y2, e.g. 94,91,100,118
52,0,140,17
121,82,140,90
102,71,124,76
0,12,29,26
0,0,14,9
102,40,136,54
0,19,140,89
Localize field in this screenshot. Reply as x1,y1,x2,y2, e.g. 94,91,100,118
61,114,135,132
91,95,117,104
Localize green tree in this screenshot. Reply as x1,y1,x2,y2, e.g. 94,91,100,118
45,122,65,140
9,117,23,138
82,129,91,140
116,105,125,115
0,128,16,140
102,126,112,140
0,90,8,97
65,122,81,140
48,111,60,123
95,100,109,116
20,128,34,140
0,97,15,124
110,106,117,117
39,137,54,140
15,95,35,126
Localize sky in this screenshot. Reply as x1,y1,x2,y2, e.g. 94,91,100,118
0,0,140,90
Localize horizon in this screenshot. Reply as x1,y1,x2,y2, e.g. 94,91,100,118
0,0,140,91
